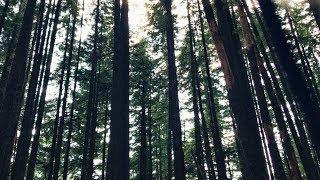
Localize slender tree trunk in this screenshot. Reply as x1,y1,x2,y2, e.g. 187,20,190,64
257,0,320,151
139,79,148,180
25,0,63,178
0,0,38,177
47,15,71,180
11,0,47,178
107,0,130,179
196,3,218,180
197,2,229,179
81,1,100,178
163,1,186,179
101,99,109,180
201,0,268,178
52,14,77,180
236,1,287,179
186,1,205,179
62,5,84,180
147,103,153,180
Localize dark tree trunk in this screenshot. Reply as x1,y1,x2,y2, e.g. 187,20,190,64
162,1,186,179
25,0,63,178
196,2,217,179
11,0,47,178
257,0,320,151
101,99,109,180
186,1,205,179
147,103,153,180
139,79,148,180
62,4,84,179
52,14,77,180
308,0,320,30
47,15,71,180
81,0,100,178
107,0,130,179
0,0,38,178
236,1,286,179
197,1,228,179
201,0,268,178
167,120,173,180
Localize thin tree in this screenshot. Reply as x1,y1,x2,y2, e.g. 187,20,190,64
257,0,320,151
25,0,64,178
186,1,205,179
162,1,186,179
0,0,38,177
235,1,287,178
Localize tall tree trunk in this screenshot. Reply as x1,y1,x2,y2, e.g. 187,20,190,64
25,0,63,178
196,3,218,179
163,1,186,179
257,0,320,151
101,99,109,180
52,13,77,180
186,1,205,179
0,0,38,177
81,0,100,178
147,103,153,180
47,15,71,180
236,1,287,179
139,79,148,180
201,0,268,178
107,0,130,179
197,1,229,179
11,0,47,178
62,4,84,180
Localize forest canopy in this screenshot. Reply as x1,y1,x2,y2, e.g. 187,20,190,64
0,0,320,179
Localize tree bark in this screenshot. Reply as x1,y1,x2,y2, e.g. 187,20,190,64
201,0,268,178
0,0,38,178
25,0,63,178
107,0,130,179
257,0,320,151
236,1,287,179
162,1,186,179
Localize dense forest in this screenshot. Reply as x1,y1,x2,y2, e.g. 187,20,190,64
0,0,319,179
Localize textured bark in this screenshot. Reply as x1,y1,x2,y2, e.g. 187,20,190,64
107,0,130,179
257,0,320,151
236,1,286,179
162,1,186,179
0,0,38,178
201,0,268,178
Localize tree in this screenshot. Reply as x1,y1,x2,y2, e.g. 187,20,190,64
257,0,320,150
0,0,38,178
107,0,130,179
